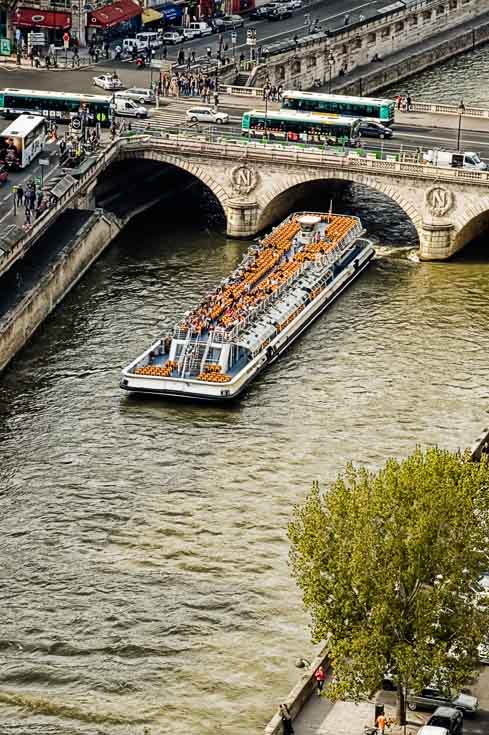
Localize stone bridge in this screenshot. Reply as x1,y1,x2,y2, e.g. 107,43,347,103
97,134,489,261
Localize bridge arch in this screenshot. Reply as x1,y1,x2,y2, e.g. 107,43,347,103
452,195,489,254
116,148,231,216
255,171,424,238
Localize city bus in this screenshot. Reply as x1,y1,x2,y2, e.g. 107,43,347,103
0,88,112,127
0,114,47,169
281,91,395,126
241,109,362,147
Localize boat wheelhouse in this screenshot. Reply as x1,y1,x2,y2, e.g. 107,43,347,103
121,212,375,401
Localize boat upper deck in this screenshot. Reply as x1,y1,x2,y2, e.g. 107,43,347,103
176,213,361,340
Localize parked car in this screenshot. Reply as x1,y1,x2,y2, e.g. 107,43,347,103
426,708,463,735
418,727,450,735
287,0,302,8
407,686,479,714
93,74,124,91
267,5,292,20
183,21,213,39
478,641,489,664
0,164,7,185
214,14,245,29
186,107,229,124
162,31,184,44
249,4,274,18
359,121,393,139
116,87,156,104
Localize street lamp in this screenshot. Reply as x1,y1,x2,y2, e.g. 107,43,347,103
327,52,334,94
456,99,465,151
264,75,270,139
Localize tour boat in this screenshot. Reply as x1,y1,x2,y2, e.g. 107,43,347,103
120,212,375,401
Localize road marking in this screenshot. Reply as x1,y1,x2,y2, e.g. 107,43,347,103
168,0,380,56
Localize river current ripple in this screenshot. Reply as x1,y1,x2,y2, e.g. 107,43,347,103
1,47,489,735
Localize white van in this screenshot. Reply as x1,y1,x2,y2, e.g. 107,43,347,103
122,38,142,54
135,32,161,49
423,149,487,170
112,97,148,118
183,22,213,39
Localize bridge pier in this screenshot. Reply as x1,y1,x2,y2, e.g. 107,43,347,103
418,222,455,261
226,199,260,238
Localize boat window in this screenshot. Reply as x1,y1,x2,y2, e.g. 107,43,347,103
208,346,222,362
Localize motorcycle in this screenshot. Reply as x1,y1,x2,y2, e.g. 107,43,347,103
136,55,146,69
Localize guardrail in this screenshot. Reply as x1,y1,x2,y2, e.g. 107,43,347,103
0,139,121,280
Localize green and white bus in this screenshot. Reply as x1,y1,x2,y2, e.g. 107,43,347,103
281,91,395,126
0,88,112,127
242,109,362,147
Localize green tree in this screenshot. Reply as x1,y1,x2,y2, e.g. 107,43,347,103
288,447,489,724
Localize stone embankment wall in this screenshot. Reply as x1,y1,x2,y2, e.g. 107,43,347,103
335,18,489,97
0,211,122,374
263,644,331,735
255,0,488,90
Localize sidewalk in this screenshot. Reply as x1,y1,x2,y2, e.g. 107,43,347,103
293,694,373,735
293,690,424,735
0,55,95,72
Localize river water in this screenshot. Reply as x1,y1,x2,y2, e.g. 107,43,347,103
1,47,489,735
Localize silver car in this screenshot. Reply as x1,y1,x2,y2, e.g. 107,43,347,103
186,107,229,124
407,686,479,714
117,87,156,104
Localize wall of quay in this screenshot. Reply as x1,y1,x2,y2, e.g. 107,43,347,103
334,17,489,97
0,212,122,374
254,0,488,91
263,643,331,735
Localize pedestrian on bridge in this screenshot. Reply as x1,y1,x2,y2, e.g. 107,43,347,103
344,13,350,25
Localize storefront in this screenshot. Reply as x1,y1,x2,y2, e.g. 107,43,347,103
156,3,184,25
86,0,141,37
141,7,163,25
13,7,72,44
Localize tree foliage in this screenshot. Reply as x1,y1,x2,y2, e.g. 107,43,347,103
288,447,489,719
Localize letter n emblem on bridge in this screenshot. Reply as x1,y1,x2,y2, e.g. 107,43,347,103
425,185,454,217
230,165,259,195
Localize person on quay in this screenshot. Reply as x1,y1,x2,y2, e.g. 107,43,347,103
314,664,326,695
279,703,294,735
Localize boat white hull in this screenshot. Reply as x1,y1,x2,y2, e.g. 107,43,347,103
120,243,375,401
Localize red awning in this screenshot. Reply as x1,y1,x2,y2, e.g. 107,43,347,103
87,0,141,27
14,7,71,29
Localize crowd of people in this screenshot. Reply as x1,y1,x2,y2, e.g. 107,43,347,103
15,179,55,229
158,71,220,103
178,215,354,338
395,93,413,112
